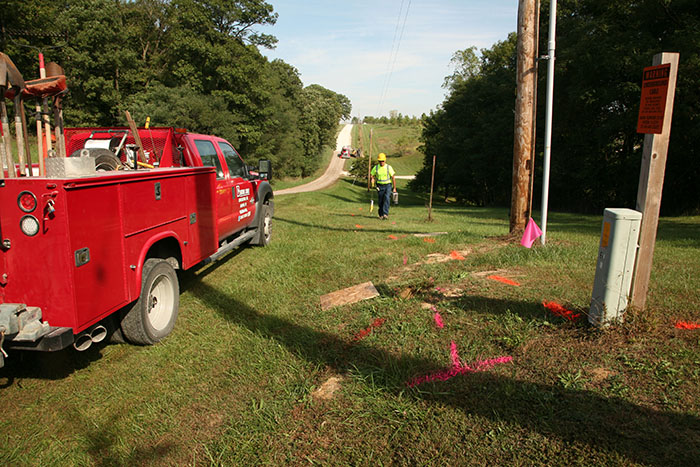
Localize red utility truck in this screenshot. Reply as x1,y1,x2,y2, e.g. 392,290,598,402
0,127,273,366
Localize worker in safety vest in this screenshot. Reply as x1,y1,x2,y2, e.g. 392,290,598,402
370,153,397,219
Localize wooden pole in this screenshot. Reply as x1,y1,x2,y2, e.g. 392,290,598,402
35,98,44,175
367,128,373,190
13,94,27,176
428,155,436,221
510,0,539,233
19,99,32,175
0,94,10,179
630,52,679,312
125,110,146,163
39,54,52,162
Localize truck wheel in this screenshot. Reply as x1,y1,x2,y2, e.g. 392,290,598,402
121,258,179,345
255,204,272,246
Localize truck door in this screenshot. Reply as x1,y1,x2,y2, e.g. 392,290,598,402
217,141,256,232
192,139,237,239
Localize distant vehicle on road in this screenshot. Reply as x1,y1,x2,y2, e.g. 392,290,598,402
338,146,351,158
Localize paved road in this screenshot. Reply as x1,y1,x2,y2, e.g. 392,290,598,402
275,124,353,195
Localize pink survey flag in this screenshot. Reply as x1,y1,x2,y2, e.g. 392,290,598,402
520,217,543,248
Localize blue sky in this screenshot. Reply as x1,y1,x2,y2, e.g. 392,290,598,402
258,0,517,119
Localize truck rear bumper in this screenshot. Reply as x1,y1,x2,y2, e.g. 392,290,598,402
6,326,74,351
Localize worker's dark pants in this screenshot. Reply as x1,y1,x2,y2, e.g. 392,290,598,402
378,183,392,217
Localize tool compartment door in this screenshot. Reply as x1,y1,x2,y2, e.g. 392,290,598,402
66,184,128,329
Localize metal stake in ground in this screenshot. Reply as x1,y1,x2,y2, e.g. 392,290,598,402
367,128,373,191
428,155,436,221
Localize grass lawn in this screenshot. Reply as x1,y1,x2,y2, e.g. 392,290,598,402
355,123,424,176
1,176,698,465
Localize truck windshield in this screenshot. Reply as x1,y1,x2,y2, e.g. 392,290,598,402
194,139,224,179
218,142,245,179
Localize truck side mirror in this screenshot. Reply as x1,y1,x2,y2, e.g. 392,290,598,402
258,159,272,180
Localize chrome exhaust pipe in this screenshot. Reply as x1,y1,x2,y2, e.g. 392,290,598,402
90,325,107,344
73,332,92,351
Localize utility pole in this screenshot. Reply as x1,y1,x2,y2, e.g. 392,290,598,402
510,0,539,233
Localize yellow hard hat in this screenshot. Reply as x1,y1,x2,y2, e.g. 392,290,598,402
377,153,386,161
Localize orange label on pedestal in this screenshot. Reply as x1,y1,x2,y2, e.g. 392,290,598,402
601,222,611,247
637,64,671,134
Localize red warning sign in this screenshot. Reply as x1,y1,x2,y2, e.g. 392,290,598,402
637,64,671,134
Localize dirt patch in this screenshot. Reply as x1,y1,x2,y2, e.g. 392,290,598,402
312,376,346,401
434,285,464,299
588,367,616,384
398,288,415,299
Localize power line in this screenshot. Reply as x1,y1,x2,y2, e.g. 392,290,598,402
375,0,411,116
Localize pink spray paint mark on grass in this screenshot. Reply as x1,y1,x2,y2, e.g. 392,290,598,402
403,254,408,265
406,342,513,388
675,321,700,330
449,341,461,367
434,312,445,329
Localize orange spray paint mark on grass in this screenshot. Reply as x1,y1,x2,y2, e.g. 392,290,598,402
423,238,436,243
449,251,465,260
543,301,582,321
388,235,398,240
352,318,386,341
675,321,700,330
487,275,520,286
355,224,363,229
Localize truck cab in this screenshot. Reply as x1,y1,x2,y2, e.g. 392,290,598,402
177,133,257,240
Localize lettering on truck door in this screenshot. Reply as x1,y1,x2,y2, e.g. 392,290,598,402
193,139,237,239
218,141,256,232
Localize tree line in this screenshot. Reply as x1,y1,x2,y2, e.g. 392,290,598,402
1,0,351,178
359,113,421,126
411,0,700,215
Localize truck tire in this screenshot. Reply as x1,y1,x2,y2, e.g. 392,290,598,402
254,204,272,246
121,258,179,345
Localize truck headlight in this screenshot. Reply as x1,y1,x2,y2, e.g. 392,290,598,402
20,215,40,237
18,191,37,213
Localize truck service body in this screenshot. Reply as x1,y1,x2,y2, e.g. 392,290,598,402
0,127,273,364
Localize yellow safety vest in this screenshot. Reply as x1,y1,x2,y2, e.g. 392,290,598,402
371,164,395,184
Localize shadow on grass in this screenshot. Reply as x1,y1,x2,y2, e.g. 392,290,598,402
275,215,481,239
337,178,429,207
183,279,699,466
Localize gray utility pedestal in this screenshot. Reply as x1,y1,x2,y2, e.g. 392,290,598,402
590,208,642,327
